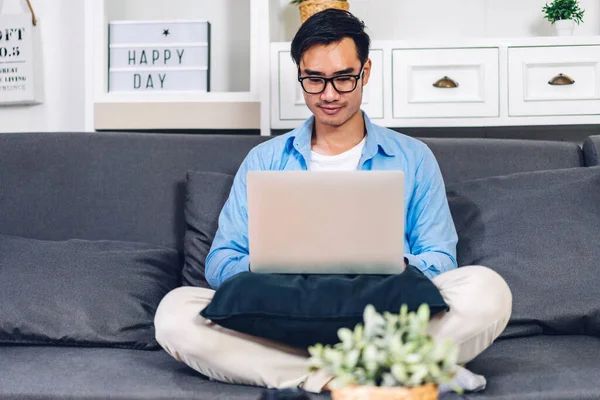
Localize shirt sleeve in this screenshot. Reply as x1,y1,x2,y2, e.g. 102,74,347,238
404,146,458,279
205,149,259,289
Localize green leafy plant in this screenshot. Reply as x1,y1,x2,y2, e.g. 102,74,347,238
542,0,585,24
308,304,461,392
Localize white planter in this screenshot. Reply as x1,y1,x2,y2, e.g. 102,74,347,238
554,19,575,36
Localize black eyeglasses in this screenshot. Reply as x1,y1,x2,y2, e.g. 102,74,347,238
298,66,364,94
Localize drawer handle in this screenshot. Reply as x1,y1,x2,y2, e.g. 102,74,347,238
433,76,459,88
548,73,575,85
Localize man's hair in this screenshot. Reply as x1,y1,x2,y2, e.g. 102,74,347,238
290,8,371,68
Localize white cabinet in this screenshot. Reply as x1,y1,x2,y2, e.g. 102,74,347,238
272,41,505,129
270,37,600,131
392,47,499,119
508,45,600,117
273,43,384,124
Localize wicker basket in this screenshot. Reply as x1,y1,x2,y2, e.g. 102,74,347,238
298,0,350,23
331,383,439,400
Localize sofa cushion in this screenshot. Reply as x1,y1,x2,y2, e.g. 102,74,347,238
466,335,600,400
583,135,600,167
447,166,600,338
421,138,583,184
200,266,449,348
0,346,271,400
183,171,234,287
1,337,597,400
0,234,180,349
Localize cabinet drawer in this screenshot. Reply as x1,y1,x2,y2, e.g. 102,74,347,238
508,45,600,116
276,49,384,121
392,48,499,118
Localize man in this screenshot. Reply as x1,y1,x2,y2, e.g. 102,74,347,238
154,9,512,393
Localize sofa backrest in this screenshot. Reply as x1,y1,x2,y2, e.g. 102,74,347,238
0,131,585,252
0,132,267,251
421,137,584,184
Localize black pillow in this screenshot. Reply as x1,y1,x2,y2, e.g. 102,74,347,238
183,171,234,288
200,265,449,348
0,234,180,349
447,166,600,338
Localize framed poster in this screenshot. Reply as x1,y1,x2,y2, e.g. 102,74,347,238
0,0,44,105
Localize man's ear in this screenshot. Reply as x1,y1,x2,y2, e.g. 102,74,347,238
362,58,372,86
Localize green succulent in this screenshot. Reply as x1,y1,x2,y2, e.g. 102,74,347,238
308,304,462,393
542,0,585,24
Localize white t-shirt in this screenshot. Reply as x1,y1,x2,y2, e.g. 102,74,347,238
309,136,366,171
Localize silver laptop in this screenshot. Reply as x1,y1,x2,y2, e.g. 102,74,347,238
247,170,405,275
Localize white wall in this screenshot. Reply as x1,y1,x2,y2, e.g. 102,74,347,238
0,0,85,133
271,0,600,41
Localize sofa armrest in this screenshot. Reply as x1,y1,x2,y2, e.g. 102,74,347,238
583,135,600,166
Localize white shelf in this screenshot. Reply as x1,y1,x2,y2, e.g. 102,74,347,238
94,91,259,104
85,0,271,134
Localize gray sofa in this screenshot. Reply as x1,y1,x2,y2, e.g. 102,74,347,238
1,131,599,400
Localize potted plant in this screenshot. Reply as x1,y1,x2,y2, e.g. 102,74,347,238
308,304,461,400
290,0,350,24
542,0,585,36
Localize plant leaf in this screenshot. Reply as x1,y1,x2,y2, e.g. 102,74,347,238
345,349,361,369
417,303,430,322
391,363,408,383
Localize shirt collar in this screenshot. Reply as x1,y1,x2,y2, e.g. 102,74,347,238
287,111,395,165
362,112,395,158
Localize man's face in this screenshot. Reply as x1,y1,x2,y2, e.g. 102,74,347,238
298,37,371,128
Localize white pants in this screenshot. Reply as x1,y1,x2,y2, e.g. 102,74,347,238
154,266,512,393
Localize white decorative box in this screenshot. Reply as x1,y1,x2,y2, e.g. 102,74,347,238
108,20,210,93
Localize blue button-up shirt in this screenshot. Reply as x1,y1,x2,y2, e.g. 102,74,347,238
205,112,458,289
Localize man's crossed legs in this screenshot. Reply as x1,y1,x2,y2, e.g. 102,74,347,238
154,266,512,393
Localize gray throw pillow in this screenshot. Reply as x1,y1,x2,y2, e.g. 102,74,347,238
446,166,600,338
183,171,234,287
0,234,180,349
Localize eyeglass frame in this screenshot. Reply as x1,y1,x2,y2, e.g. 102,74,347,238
297,64,365,95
